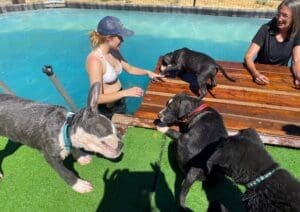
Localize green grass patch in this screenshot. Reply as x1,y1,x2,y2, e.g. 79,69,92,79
0,127,299,211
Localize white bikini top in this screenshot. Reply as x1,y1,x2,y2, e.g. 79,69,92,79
97,48,122,84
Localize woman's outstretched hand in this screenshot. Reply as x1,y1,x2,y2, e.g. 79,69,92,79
147,71,166,83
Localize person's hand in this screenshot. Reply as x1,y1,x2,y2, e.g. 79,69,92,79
294,79,300,89
125,86,144,97
253,73,270,85
147,71,166,83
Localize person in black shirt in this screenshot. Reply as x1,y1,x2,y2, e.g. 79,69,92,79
244,0,300,88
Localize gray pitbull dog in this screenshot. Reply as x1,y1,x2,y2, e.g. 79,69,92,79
156,93,228,210
0,82,122,193
160,47,235,98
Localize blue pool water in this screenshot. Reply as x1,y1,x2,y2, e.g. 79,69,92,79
0,8,269,114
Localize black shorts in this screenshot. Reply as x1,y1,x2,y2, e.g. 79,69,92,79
97,98,126,120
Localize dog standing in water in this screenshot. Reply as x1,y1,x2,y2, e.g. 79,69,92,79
0,82,122,193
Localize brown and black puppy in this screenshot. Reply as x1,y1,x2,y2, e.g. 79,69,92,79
207,128,300,212
155,93,228,210
160,47,235,98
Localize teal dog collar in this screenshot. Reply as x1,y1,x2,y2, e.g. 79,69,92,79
246,168,278,188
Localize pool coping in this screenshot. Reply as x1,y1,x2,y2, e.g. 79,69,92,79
0,1,276,18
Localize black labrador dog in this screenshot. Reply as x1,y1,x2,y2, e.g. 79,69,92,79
155,93,228,210
207,128,300,212
160,47,235,98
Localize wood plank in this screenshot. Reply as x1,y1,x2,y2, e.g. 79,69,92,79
157,69,297,92
146,81,300,108
135,104,299,137
112,114,300,148
217,61,292,74
142,93,300,123
214,74,296,92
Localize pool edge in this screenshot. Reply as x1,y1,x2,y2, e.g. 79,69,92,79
0,2,276,18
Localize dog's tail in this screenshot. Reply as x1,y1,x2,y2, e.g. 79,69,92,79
216,64,236,82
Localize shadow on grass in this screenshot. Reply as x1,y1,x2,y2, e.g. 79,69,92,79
167,141,246,212
0,140,22,177
97,163,176,212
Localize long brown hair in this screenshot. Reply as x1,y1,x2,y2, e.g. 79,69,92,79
278,0,300,38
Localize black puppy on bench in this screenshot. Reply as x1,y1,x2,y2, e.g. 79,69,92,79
160,47,235,98
0,82,122,193
155,93,228,210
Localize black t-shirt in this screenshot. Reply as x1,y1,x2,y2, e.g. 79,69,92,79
252,18,300,66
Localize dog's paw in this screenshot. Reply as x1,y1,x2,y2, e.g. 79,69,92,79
0,172,3,179
156,125,169,134
72,179,93,193
77,154,92,165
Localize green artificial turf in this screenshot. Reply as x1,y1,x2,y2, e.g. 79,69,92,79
0,127,299,211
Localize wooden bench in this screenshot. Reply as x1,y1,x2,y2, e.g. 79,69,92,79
113,58,300,148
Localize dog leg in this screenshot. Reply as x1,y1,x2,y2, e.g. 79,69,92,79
180,168,206,210
165,129,182,140
198,83,208,99
156,126,182,140
166,129,182,140
0,140,22,179
210,76,217,88
72,149,92,165
196,74,208,98
43,151,93,193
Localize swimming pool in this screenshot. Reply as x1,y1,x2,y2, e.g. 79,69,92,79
0,8,268,114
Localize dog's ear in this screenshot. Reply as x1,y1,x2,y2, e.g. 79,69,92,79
87,82,100,114
238,128,264,148
178,99,194,117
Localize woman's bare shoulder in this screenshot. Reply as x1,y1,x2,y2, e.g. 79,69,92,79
87,50,98,60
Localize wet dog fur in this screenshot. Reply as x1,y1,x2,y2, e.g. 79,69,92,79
0,82,122,193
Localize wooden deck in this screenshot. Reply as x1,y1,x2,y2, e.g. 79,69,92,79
113,58,300,148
